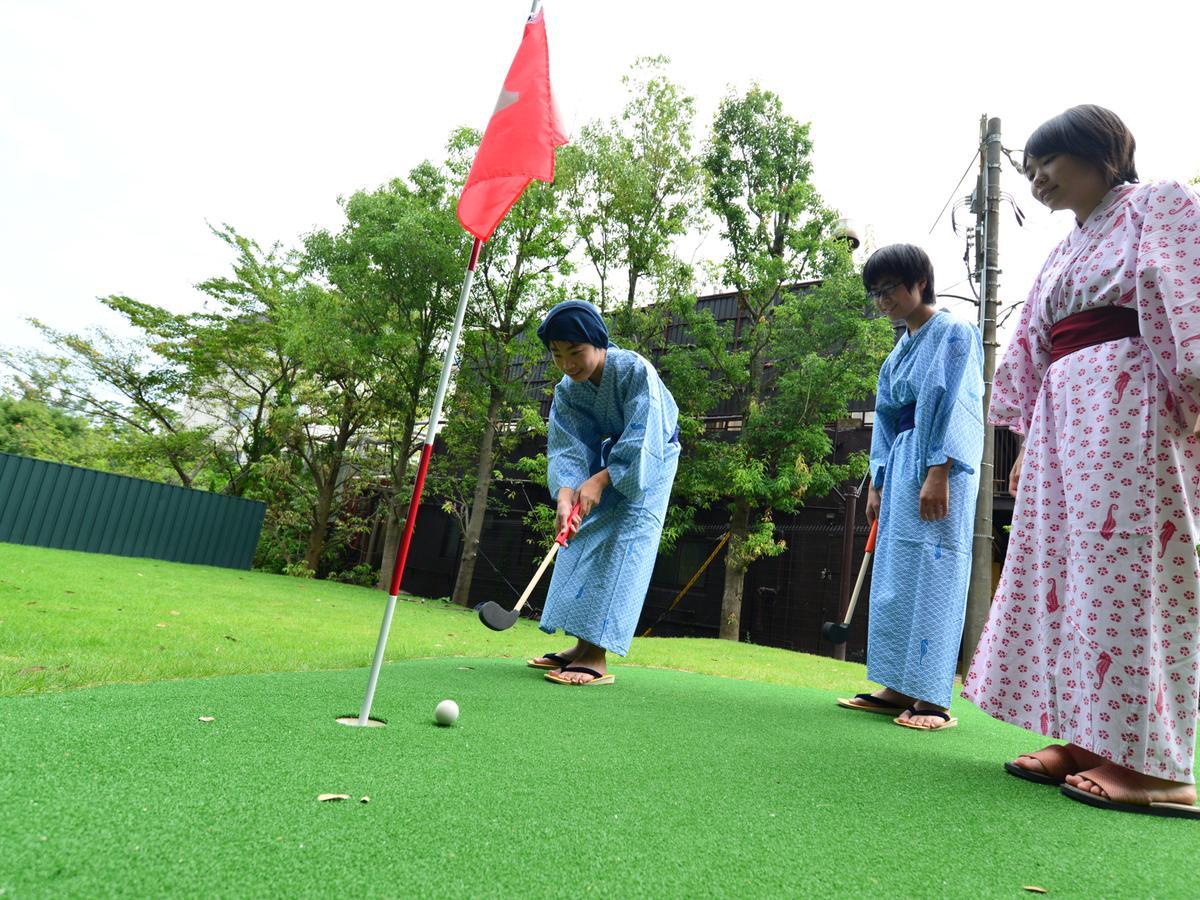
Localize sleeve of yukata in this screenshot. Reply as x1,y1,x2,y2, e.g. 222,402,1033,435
989,268,1053,436
546,386,597,499
604,358,672,500
869,360,896,490
1135,180,1200,426
923,321,985,474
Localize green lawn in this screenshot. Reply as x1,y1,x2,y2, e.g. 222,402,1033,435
2,543,1198,898
0,542,868,696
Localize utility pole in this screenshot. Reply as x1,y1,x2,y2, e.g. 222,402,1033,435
962,116,1002,674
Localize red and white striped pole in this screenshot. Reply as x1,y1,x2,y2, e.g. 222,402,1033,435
349,237,483,726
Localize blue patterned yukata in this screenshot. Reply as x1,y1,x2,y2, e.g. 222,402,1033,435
867,310,984,707
540,345,680,656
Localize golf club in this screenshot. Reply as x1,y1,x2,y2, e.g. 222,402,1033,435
476,501,581,631
821,518,878,645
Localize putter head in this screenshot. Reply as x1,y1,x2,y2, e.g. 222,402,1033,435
476,601,520,632
821,621,850,645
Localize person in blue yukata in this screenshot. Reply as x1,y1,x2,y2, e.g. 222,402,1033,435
526,300,681,686
836,244,984,730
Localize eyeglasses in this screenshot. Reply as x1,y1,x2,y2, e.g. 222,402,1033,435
867,281,903,302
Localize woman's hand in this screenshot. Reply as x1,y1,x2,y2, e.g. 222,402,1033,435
556,488,581,537
865,485,882,525
920,463,951,521
576,469,611,517
1008,444,1025,497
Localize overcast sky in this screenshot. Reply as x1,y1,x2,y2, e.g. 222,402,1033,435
3,0,1198,356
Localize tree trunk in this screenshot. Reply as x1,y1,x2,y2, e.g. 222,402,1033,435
719,499,751,641
304,416,354,574
304,474,337,573
377,505,402,592
450,389,503,606
377,414,419,592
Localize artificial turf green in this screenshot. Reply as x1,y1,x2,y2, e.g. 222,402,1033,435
2,659,1197,899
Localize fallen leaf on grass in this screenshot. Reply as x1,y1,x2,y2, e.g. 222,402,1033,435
1023,888,1048,895
18,666,47,675
198,716,215,723
317,794,351,802
359,796,370,804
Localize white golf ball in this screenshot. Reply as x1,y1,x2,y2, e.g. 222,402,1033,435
434,699,459,726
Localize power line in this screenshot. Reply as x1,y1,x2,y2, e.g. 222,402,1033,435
928,149,982,235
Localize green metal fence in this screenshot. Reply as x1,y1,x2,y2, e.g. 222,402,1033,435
0,452,265,569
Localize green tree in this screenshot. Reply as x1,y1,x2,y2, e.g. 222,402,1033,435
4,311,214,488
97,225,307,497
304,164,467,590
184,225,306,496
674,86,891,640
567,58,701,353
0,392,105,466
432,127,579,606
276,283,384,575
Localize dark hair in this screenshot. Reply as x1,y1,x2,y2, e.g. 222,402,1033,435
1024,105,1138,187
862,243,936,305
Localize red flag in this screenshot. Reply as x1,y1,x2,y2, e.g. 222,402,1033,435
456,8,568,242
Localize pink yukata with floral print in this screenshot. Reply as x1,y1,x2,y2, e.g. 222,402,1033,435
963,179,1200,783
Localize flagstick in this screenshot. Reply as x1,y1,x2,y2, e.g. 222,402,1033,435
348,238,483,727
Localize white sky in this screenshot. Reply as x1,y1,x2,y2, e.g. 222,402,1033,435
2,0,1198,355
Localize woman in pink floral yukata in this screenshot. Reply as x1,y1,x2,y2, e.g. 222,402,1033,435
962,105,1200,818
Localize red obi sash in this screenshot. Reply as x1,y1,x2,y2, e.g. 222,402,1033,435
1049,305,1140,365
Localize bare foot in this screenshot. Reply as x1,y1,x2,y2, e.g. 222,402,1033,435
1011,743,1103,779
1065,763,1198,807
897,701,952,729
552,645,607,684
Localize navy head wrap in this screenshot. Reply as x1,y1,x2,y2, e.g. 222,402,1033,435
536,300,611,349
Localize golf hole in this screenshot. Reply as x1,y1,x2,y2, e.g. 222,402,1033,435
335,716,387,728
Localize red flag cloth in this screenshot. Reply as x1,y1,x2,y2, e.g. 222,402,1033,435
456,9,568,242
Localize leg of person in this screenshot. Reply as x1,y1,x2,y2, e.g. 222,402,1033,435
544,639,612,685
968,342,1200,789
543,449,678,688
